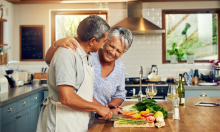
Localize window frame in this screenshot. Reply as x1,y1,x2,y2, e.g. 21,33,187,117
51,10,109,46
162,9,220,64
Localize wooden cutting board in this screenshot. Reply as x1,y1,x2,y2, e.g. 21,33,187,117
114,121,155,127
115,104,155,127
33,73,47,84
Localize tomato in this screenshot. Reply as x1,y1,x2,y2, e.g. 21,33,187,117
141,113,154,117
146,116,155,123
209,60,214,63
131,117,143,120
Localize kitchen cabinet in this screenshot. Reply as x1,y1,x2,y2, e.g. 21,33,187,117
44,91,48,98
185,90,220,97
2,108,30,132
0,91,45,132
30,104,40,132
16,108,31,132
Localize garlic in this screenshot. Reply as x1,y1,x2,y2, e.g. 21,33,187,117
156,116,164,122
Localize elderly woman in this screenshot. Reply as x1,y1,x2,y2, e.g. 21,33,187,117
46,26,133,125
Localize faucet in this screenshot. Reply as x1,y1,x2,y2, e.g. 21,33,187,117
132,66,146,102
138,66,144,102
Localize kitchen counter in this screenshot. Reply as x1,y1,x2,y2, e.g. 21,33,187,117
184,85,220,90
126,84,168,87
126,84,220,90
89,97,220,132
0,84,48,106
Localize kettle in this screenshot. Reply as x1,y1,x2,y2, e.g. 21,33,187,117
148,65,161,82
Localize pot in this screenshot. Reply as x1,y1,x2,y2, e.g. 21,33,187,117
200,74,211,82
125,77,148,84
170,55,178,64
187,55,195,64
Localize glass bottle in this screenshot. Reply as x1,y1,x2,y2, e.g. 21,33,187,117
177,74,185,106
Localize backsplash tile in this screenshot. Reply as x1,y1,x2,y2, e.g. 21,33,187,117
1,7,212,79
111,7,213,79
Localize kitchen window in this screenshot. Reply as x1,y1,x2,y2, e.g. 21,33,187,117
51,11,108,45
162,9,220,63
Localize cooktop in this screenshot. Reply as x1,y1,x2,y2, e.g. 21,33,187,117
125,81,167,85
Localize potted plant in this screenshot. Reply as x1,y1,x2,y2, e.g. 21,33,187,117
185,50,195,64
167,43,184,64
0,46,11,63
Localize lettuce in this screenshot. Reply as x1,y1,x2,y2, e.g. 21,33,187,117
135,99,168,118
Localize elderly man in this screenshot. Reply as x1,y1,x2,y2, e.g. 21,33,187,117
36,15,112,132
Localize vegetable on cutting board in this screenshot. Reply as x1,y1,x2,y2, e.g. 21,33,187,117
134,98,168,118
146,116,155,123
141,113,154,118
124,111,136,116
120,99,166,128
118,118,147,125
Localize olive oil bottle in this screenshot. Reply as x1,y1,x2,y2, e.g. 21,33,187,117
177,74,185,106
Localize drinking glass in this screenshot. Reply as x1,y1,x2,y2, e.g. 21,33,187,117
146,84,157,99
167,84,178,113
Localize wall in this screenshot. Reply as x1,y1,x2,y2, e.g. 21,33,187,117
0,0,14,75
116,1,219,78
2,1,220,76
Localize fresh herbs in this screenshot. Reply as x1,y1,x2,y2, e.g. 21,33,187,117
134,99,168,118
167,43,184,61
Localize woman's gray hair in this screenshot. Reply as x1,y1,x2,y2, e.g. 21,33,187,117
107,26,133,52
77,15,110,42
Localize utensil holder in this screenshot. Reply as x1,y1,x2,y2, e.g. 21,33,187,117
33,73,47,84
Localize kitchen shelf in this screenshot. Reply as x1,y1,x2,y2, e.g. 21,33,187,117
0,44,8,46
0,18,7,22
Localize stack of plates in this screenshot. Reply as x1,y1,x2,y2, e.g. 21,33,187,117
198,83,217,86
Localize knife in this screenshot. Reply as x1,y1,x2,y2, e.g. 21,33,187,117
111,114,133,121
44,67,47,73
195,102,220,106
97,114,133,121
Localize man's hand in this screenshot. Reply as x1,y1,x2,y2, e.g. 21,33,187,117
96,106,113,120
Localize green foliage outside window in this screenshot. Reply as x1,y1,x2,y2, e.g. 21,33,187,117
166,13,218,60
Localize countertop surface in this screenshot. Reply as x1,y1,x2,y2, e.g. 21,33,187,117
0,84,48,106
126,84,220,90
184,85,220,90
89,97,220,132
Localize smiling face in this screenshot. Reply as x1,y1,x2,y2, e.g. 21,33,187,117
102,37,125,63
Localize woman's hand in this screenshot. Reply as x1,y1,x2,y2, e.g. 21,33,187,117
54,37,78,52
106,103,123,110
110,108,125,114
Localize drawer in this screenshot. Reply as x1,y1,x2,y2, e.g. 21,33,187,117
185,90,220,97
1,101,17,120
17,96,30,112
30,92,41,105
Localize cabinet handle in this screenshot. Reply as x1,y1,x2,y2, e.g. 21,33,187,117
16,115,21,118
8,108,12,112
23,102,26,105
35,97,38,100
200,93,207,97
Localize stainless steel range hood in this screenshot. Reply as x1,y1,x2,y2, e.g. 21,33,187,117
111,1,165,34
